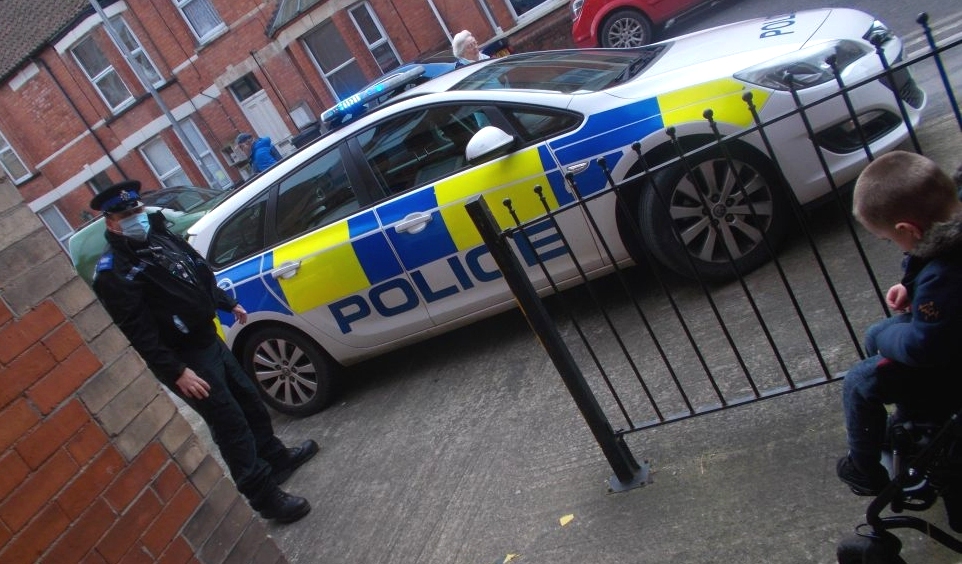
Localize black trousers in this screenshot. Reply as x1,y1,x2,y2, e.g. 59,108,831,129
171,339,287,502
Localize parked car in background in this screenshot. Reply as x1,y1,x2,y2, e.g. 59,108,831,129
570,0,718,47
186,8,924,417
68,186,233,285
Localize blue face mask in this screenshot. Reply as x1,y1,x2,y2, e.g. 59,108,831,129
118,212,150,241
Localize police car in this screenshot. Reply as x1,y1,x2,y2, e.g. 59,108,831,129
187,8,924,416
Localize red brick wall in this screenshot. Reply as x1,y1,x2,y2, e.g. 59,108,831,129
436,0,493,44
0,177,286,562
504,4,575,52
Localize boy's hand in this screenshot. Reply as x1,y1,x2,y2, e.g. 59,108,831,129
886,283,910,313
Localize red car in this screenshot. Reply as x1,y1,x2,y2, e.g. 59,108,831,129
570,0,717,48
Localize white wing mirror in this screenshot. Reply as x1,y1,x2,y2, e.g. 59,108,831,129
465,126,516,164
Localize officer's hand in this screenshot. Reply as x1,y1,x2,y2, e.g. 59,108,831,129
232,304,248,325
176,368,211,399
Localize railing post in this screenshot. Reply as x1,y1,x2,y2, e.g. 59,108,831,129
465,194,649,492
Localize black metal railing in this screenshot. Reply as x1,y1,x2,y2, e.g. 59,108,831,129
467,15,962,490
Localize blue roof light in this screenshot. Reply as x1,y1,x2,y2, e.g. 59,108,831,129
320,65,428,127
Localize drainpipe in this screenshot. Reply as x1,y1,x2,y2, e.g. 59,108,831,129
250,50,292,116
475,0,502,35
87,0,216,181
424,0,452,39
35,57,127,179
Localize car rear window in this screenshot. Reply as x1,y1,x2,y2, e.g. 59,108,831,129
451,47,666,93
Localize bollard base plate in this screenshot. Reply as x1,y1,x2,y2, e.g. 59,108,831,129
607,459,652,493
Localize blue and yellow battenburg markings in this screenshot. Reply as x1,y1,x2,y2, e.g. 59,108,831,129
264,146,562,319
232,78,770,329
215,253,291,328
551,78,771,197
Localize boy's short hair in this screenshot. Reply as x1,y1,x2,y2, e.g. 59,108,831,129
852,150,957,229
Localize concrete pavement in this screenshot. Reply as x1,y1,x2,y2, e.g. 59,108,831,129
231,305,959,564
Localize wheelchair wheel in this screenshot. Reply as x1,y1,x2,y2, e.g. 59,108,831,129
837,534,906,564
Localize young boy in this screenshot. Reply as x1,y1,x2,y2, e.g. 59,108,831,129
838,150,962,495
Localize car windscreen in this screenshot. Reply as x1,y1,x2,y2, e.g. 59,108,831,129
450,47,667,93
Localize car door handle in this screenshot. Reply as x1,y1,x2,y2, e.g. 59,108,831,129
566,161,589,175
271,261,301,280
395,212,433,234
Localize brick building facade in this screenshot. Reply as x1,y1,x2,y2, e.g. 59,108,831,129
0,0,571,253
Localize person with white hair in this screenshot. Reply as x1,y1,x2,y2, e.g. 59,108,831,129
452,30,489,66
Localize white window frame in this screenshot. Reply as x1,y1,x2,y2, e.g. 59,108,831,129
178,119,231,189
71,34,134,113
0,129,30,184
109,17,164,88
507,0,562,22
38,206,74,251
302,21,369,101
172,0,226,44
348,2,400,74
140,137,191,188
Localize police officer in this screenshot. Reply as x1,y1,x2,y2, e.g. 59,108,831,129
90,180,317,524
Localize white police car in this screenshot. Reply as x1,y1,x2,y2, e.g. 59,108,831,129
187,8,924,416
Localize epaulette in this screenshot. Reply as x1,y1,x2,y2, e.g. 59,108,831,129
95,253,114,272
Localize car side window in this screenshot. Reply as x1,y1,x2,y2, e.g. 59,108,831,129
210,193,267,267
275,147,359,241
500,107,581,144
357,105,489,197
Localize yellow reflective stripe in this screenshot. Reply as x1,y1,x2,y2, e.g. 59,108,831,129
214,317,225,341
273,222,369,312
658,79,770,128
435,148,557,250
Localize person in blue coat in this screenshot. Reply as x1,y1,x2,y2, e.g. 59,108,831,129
236,132,280,173
837,151,962,496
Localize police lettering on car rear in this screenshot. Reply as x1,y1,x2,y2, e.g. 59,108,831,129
186,8,924,417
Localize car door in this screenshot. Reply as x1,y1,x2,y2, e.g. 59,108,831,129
209,144,434,349
353,102,604,328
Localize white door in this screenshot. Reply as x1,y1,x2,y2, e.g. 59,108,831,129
239,90,293,154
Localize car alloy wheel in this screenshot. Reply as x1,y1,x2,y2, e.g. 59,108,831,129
242,326,335,416
600,9,653,48
637,142,791,282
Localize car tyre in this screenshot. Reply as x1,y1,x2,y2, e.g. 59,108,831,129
242,326,336,417
637,142,791,282
599,9,653,48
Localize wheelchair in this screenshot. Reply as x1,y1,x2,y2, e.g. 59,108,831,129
837,407,962,563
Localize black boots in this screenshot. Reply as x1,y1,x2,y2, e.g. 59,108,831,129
271,439,320,485
251,439,319,523
254,486,311,524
